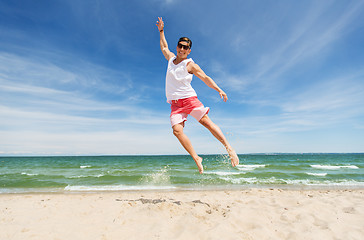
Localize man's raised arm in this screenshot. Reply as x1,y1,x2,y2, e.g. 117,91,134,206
156,17,175,60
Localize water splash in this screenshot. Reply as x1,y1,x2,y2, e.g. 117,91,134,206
141,165,171,185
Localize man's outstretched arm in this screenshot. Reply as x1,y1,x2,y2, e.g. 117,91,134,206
187,62,228,102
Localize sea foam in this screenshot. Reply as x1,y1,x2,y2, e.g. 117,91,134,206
306,172,328,177
80,165,91,169
21,172,38,176
219,176,364,186
237,164,266,171
68,174,105,179
310,165,359,170
64,185,176,191
205,171,243,176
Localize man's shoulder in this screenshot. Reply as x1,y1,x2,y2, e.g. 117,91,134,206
167,55,176,61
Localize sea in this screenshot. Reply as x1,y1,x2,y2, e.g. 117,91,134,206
1,154,363,193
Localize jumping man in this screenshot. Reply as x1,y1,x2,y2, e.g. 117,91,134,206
156,17,239,173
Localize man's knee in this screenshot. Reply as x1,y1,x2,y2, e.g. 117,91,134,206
173,128,182,137
172,124,184,137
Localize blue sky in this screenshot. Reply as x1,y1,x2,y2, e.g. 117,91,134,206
1,0,363,155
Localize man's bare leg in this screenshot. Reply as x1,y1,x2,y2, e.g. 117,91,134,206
172,122,203,173
199,115,239,167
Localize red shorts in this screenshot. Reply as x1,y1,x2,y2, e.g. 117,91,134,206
170,96,209,127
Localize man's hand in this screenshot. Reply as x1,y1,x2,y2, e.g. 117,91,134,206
156,17,164,32
219,90,228,102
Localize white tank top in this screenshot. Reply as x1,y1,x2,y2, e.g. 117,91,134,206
165,56,197,102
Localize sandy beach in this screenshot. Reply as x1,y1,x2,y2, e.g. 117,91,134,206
1,189,363,240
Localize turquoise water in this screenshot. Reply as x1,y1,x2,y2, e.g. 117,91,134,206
0,154,363,193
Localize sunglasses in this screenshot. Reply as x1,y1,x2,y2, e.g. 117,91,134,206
177,43,190,50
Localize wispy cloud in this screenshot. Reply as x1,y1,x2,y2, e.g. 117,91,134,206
0,52,133,96
204,2,364,142
225,69,364,131
281,74,364,115
256,1,364,82
0,50,170,155
0,129,175,155
216,1,364,94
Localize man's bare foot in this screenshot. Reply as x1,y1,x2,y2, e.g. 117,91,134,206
227,148,239,167
194,156,204,174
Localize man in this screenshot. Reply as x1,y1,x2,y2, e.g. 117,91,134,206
156,17,239,173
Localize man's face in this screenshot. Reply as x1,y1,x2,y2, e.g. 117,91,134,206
176,41,191,58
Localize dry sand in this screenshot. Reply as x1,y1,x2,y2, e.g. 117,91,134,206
1,189,363,240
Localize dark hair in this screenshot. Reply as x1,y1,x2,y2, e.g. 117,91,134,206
178,37,192,49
